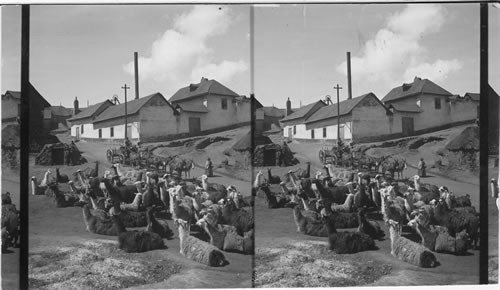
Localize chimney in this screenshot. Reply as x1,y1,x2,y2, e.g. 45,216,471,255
73,97,79,115
347,51,352,100
286,97,292,116
134,52,139,100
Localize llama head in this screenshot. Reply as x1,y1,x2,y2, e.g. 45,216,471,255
201,174,208,181
413,175,420,181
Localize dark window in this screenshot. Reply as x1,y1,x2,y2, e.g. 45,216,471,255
323,128,327,138
311,130,315,139
81,124,84,134
98,129,102,138
221,99,228,110
293,126,296,135
435,98,441,109
110,127,114,137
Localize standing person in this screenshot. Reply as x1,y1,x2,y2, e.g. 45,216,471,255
64,147,70,166
418,158,427,177
70,141,78,165
205,158,214,177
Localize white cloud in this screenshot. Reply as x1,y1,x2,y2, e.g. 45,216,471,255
403,59,463,83
123,6,247,93
191,60,248,83
336,4,462,97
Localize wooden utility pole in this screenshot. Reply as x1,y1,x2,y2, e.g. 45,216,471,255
334,84,343,146
20,6,30,287
122,84,130,140
134,52,139,100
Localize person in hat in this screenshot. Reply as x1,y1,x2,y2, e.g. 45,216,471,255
418,158,427,177
205,157,214,177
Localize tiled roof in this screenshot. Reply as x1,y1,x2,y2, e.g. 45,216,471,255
177,103,209,113
305,93,382,124
463,93,480,102
2,83,51,108
2,91,21,100
93,93,168,124
382,77,452,103
280,100,325,122
68,100,114,121
47,106,73,116
169,77,240,103
260,106,286,118
388,103,422,113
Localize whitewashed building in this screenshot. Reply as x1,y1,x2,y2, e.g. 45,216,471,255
67,99,114,140
280,100,326,140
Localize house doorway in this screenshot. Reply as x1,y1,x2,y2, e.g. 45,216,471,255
76,127,80,140
339,125,345,140
402,117,415,136
263,148,276,166
189,117,201,134
288,127,293,140
51,147,65,165
126,125,133,139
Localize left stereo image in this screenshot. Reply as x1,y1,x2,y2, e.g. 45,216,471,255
2,5,254,289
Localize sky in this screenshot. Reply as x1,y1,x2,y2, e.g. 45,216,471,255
1,3,499,109
254,3,500,107
1,5,251,108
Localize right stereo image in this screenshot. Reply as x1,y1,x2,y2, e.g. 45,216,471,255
252,3,499,287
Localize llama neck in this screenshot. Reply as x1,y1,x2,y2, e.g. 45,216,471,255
31,180,37,195
41,171,50,186
445,195,453,209
254,174,261,188
202,179,209,191
89,195,99,210
191,196,201,212
381,196,389,218
345,194,353,207
280,183,289,195
115,165,123,177
414,178,421,192
301,198,310,211
388,225,397,254
289,173,298,189
133,193,142,205
135,183,143,194
169,192,175,215
404,195,414,213
77,172,85,186
327,165,335,178
68,182,77,193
